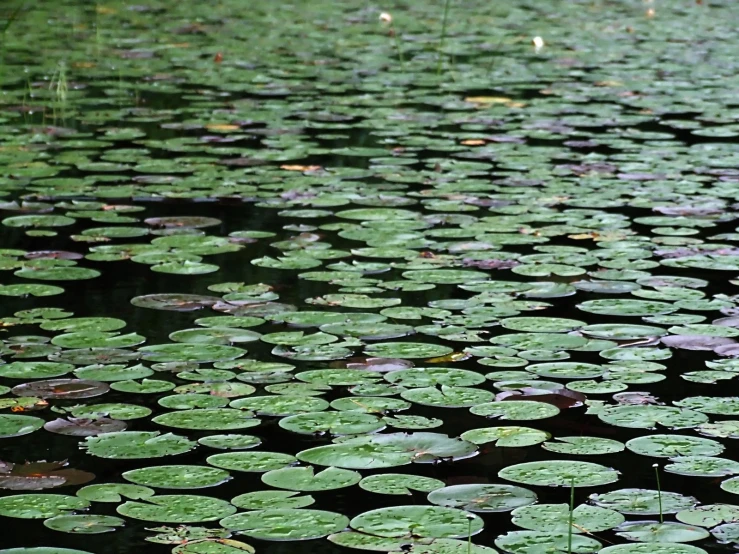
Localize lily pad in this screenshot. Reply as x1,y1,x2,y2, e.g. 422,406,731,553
499,460,620,487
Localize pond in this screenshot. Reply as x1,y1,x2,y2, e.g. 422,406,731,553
1,0,739,553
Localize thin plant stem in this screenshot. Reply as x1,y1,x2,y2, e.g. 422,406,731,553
391,24,404,65
568,478,575,554
437,0,451,74
466,514,474,554
1,4,23,38
654,464,663,524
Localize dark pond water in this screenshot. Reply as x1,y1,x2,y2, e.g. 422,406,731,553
2,1,739,554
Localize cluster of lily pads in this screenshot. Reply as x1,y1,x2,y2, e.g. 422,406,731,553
2,0,739,554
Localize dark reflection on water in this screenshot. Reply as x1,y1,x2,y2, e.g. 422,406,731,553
1,0,739,552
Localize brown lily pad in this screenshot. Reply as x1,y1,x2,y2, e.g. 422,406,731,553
0,460,95,490
12,379,110,399
44,417,127,436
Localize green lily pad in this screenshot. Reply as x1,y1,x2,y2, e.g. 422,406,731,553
461,427,549,447
428,484,537,513
350,505,483,538
511,503,624,533
76,483,155,503
221,508,349,540
117,495,236,523
279,411,384,435
626,434,724,458
494,531,600,554
470,401,560,421
152,409,259,431
677,504,739,527
231,490,314,510
297,432,477,469
359,474,445,495
598,545,706,554
615,521,710,543
542,436,625,455
590,489,697,515
122,465,231,489
206,451,297,472
261,466,361,491
43,514,125,534
666,456,739,477
0,494,89,519
499,460,620,487
0,362,74,379
139,344,247,363
401,386,494,408
596,405,708,429
364,342,454,359
0,414,44,438
83,431,197,459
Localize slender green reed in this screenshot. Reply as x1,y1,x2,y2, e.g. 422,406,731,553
437,0,451,74
466,513,475,554
653,463,663,524
379,13,404,66
567,478,575,554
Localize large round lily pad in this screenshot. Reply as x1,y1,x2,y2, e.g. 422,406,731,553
116,494,236,523
220,508,349,540
499,460,620,487
350,505,483,538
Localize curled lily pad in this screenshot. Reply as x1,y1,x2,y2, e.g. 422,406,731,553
712,522,739,544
